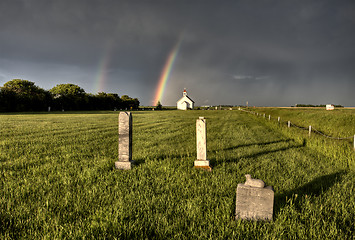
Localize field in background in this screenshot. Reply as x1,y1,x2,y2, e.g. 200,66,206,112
250,107,355,169
0,110,354,239
252,107,355,138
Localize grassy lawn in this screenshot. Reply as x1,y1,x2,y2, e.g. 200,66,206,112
0,110,354,239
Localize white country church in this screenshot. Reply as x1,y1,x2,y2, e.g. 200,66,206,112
177,89,194,110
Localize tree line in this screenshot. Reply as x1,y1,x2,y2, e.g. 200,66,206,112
0,79,140,112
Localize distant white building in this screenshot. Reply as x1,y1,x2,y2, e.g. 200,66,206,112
326,104,334,110
177,89,194,110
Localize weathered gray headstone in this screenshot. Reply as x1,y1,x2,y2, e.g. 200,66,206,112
235,174,274,220
115,112,133,170
194,117,211,171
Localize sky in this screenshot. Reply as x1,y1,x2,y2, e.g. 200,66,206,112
0,0,354,107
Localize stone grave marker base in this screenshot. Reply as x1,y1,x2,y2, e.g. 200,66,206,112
194,160,211,171
194,165,212,171
115,161,134,170
194,160,210,166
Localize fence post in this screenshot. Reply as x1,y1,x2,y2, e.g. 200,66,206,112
269,115,271,120
263,114,265,118
309,126,312,137
354,135,355,150
278,117,280,123
288,121,290,128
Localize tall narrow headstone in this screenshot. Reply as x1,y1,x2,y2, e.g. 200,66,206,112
194,117,211,171
115,112,134,170
236,174,274,221
309,125,312,137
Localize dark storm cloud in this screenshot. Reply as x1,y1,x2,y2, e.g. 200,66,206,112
0,0,354,106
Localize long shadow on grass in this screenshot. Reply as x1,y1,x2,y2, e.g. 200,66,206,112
133,158,146,166
219,139,293,151
149,153,192,162
211,143,304,167
274,170,347,216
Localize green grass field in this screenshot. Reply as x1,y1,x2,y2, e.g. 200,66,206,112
1,110,354,239
250,107,355,169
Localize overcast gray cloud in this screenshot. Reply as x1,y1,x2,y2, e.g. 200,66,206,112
0,0,354,106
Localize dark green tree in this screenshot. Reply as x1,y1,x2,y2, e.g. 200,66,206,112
49,84,87,110
1,79,51,111
121,95,140,110
155,101,162,110
93,92,123,110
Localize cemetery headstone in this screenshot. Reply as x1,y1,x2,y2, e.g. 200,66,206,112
115,112,134,170
235,174,274,220
309,125,312,137
194,117,211,171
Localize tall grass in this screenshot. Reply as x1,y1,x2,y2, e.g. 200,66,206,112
0,110,354,239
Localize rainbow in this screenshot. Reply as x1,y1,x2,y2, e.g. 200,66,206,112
94,55,110,93
94,40,114,93
153,38,183,105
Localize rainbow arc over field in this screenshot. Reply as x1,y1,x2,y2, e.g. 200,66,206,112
94,55,109,93
153,37,183,105
94,40,114,93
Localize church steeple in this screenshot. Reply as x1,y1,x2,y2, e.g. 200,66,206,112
183,88,187,96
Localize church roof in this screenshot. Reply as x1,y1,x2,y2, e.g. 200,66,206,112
177,95,195,103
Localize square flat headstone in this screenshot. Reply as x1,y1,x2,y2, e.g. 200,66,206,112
235,184,274,221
